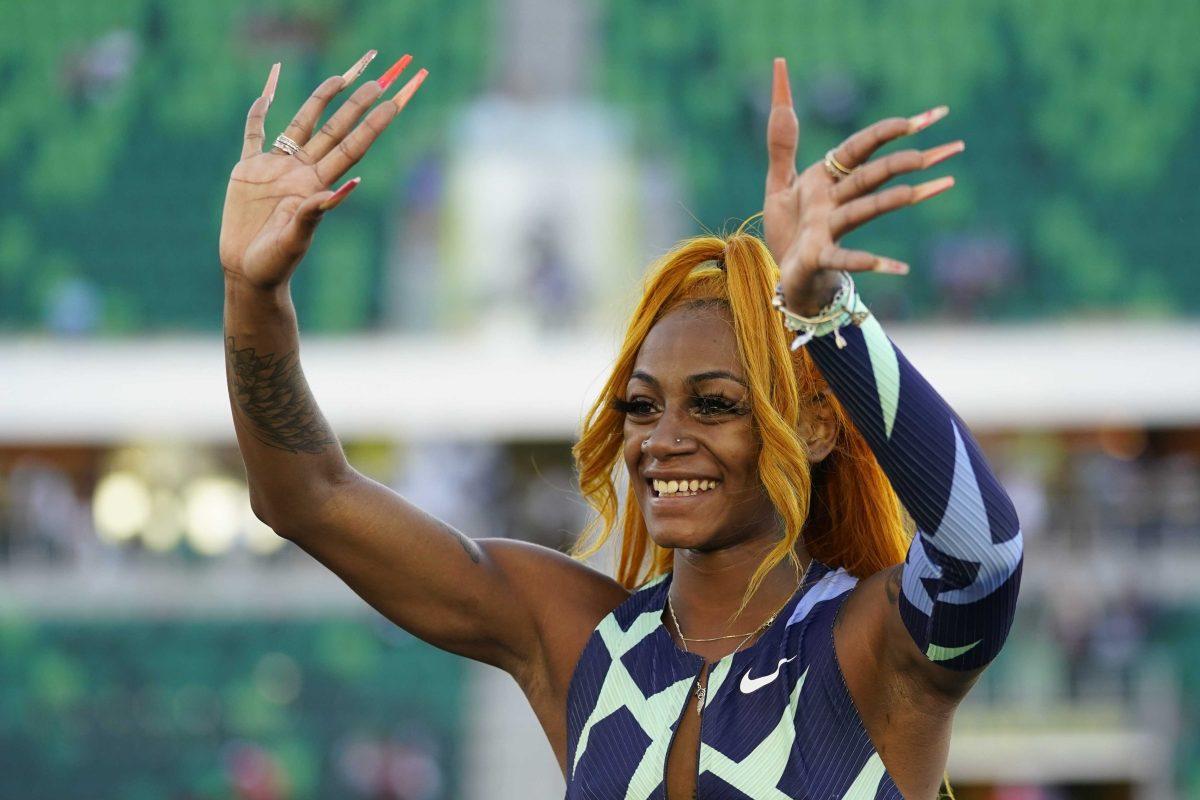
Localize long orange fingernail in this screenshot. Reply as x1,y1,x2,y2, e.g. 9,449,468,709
772,57,792,108
377,54,412,91
911,175,955,203
923,140,965,168
392,68,428,111
341,49,378,85
319,177,362,211
908,105,949,133
263,62,281,104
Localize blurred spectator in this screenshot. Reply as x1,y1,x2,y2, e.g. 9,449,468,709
62,29,139,108
930,233,1020,320
1,457,92,562
44,276,102,336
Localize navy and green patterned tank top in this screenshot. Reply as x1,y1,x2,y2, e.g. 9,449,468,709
564,561,900,799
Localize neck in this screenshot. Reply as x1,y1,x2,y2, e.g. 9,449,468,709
668,532,811,643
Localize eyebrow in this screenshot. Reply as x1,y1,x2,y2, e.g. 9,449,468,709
630,369,748,388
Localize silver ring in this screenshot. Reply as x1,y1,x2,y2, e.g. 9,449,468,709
824,149,853,181
273,133,302,156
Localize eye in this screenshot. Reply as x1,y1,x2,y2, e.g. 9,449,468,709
610,397,657,416
610,394,747,419
692,393,746,416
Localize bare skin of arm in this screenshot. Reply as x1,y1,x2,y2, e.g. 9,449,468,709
220,60,627,772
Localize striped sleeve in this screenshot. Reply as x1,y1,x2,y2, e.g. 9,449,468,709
803,297,1023,671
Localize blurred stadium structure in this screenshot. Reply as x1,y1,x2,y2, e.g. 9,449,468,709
2,1,1199,798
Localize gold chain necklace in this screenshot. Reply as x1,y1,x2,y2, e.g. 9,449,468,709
666,559,813,715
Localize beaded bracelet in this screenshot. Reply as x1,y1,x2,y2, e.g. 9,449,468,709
771,271,872,351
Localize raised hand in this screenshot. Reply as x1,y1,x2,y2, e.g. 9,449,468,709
219,52,427,290
763,58,962,315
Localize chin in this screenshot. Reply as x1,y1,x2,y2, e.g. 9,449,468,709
645,522,718,552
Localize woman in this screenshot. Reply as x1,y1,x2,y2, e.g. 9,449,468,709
219,52,1022,800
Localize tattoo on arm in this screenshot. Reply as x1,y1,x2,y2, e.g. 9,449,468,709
437,519,483,564
226,336,337,454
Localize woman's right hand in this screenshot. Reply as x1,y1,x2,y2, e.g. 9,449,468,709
218,53,427,290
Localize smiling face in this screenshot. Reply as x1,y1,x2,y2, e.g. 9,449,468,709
619,302,782,553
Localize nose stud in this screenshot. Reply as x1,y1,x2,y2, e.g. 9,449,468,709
641,437,682,448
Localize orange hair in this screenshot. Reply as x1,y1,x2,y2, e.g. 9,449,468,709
570,224,913,613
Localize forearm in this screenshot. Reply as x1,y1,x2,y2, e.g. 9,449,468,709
223,277,352,529
806,302,1023,670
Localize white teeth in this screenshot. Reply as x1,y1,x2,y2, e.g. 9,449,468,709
652,479,719,496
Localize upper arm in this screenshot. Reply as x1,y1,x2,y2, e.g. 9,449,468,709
273,468,627,684
836,565,984,705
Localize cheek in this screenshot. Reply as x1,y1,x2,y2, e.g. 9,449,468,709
623,433,642,468
718,424,760,472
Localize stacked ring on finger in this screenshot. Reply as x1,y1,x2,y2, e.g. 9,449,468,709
824,149,854,180
273,133,302,156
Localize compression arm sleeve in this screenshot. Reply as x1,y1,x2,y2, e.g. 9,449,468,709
805,300,1023,671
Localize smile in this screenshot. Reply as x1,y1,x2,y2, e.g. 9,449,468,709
649,478,720,498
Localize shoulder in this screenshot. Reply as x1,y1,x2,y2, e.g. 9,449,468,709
483,538,630,637
481,538,630,692
787,564,860,631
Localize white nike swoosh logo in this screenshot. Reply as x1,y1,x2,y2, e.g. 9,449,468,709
739,656,797,694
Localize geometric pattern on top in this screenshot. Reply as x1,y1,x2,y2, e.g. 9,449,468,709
565,563,902,798
806,293,1023,671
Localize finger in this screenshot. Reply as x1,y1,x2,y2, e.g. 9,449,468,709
279,189,339,260
832,140,963,203
832,105,949,171
303,79,385,161
279,75,352,152
316,68,428,183
766,57,799,194
303,54,408,161
830,176,954,238
242,95,271,159
318,176,362,212
276,50,378,154
818,245,910,276
241,62,280,159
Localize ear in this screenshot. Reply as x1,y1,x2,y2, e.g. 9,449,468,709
797,392,838,464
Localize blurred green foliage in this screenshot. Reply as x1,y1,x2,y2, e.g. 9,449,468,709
0,614,466,799
597,0,1200,320
0,0,490,332
0,0,1197,331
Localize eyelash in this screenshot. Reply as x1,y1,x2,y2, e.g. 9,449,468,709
610,394,747,418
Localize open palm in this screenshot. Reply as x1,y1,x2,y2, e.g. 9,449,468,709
763,58,963,315
219,55,427,290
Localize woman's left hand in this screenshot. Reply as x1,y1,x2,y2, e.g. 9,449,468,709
763,58,964,316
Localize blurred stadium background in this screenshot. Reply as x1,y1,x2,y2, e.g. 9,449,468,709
2,1,1199,798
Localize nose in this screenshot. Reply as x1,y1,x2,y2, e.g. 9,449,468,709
641,427,696,459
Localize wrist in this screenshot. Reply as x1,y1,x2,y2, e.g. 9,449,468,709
783,270,844,316
773,271,871,351
223,272,291,305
